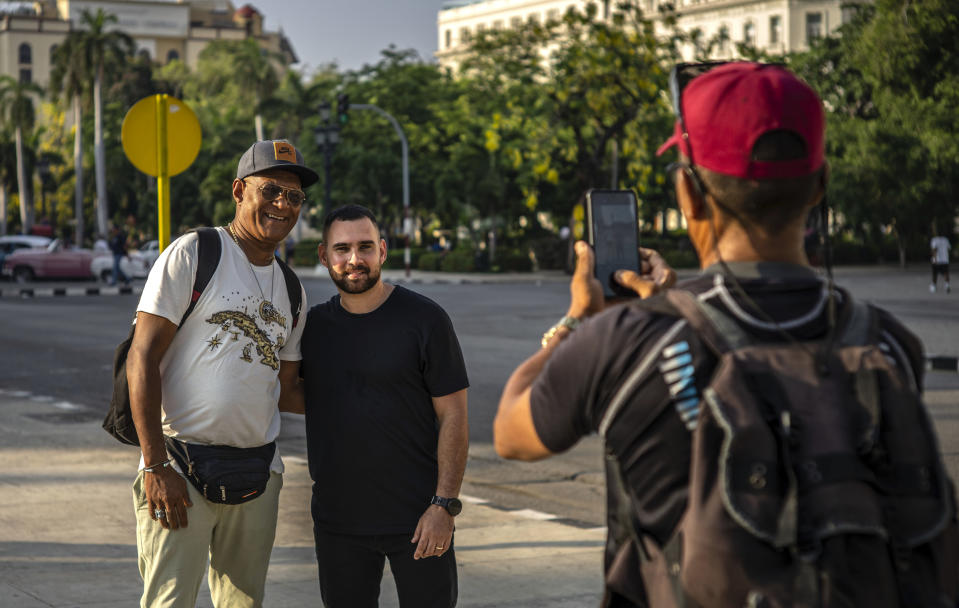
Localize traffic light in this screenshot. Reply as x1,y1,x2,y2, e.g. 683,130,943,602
336,93,350,125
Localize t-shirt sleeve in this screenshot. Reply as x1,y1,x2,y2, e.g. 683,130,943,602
422,304,469,397
279,283,307,362
136,233,199,326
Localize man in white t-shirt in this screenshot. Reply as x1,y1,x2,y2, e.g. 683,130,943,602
931,226,951,293
126,139,316,607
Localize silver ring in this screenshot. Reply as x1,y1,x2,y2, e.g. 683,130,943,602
154,508,166,519
435,545,443,550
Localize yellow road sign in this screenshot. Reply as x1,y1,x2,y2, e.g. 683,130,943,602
121,95,201,177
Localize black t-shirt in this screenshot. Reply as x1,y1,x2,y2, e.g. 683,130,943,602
530,262,924,604
301,285,470,535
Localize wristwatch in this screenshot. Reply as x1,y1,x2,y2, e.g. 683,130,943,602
430,495,463,516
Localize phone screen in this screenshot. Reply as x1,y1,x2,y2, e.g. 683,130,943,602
586,190,640,298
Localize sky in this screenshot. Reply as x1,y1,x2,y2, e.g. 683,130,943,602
260,0,451,74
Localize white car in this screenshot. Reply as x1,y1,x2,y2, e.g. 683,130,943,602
90,250,151,283
139,240,160,268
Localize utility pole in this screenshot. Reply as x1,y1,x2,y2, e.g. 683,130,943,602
349,103,411,277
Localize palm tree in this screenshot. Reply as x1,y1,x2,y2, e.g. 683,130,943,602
0,75,44,234
50,32,91,246
0,135,15,235
76,9,134,237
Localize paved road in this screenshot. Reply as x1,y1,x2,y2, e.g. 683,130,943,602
0,264,957,528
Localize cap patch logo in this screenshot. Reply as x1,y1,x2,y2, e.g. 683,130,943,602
273,142,297,163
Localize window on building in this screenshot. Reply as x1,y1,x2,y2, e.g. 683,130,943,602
19,69,31,84
18,43,31,64
459,27,471,44
528,12,540,25
167,49,180,62
137,49,150,62
510,16,522,28
841,5,859,24
769,15,782,45
476,23,486,34
445,29,451,48
743,21,755,46
806,12,823,42
492,19,503,30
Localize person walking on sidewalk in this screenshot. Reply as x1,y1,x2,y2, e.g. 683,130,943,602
297,204,469,608
930,224,951,293
109,225,131,286
126,139,316,607
494,63,957,607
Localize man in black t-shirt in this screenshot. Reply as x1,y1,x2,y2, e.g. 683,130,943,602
300,204,469,608
493,63,928,606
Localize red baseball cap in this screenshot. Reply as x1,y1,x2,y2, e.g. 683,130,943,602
657,62,825,179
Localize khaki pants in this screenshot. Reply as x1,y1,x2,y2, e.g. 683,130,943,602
133,470,282,608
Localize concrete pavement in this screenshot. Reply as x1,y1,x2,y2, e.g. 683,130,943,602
0,389,607,608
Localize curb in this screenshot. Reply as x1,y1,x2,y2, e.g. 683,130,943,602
928,356,959,372
0,285,142,298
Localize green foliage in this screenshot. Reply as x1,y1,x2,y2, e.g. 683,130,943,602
417,251,443,271
293,239,320,267
493,248,533,272
439,248,476,273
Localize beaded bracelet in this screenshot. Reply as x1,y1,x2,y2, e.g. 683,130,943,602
143,457,174,473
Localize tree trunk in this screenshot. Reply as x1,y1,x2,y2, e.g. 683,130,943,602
15,126,32,235
255,114,265,141
74,95,85,246
94,66,108,237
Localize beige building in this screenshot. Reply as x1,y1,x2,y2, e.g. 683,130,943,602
0,0,296,87
436,0,861,72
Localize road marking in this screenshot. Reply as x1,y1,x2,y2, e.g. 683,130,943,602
283,455,309,465
460,494,489,504
0,285,142,298
54,401,84,411
509,508,558,521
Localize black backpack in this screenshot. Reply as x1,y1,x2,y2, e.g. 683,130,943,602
603,288,959,608
102,228,303,446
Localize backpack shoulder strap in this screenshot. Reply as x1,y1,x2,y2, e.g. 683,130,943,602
275,256,303,328
181,227,222,325
665,289,750,354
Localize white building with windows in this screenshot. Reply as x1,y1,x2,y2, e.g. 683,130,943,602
436,0,862,72
0,0,296,87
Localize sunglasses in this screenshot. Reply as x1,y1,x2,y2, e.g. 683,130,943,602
243,179,307,208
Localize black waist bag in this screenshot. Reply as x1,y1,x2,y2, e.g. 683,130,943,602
165,436,275,505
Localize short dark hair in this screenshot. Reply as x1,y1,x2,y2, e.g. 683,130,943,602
322,204,380,243
698,131,824,233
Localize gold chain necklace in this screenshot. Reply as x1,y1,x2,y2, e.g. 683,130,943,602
227,223,278,322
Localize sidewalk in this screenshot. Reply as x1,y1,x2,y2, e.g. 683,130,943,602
0,390,607,608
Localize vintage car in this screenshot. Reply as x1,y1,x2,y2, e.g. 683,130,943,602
1,239,96,283
90,249,151,282
0,235,53,278
139,240,160,268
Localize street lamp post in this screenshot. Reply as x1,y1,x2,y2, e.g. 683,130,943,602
314,102,340,214
349,103,411,277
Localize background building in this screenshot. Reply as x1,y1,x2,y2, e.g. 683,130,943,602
0,0,296,87
436,0,860,72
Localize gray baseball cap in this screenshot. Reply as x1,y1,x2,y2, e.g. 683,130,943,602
236,139,319,188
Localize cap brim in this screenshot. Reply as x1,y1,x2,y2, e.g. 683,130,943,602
656,133,681,157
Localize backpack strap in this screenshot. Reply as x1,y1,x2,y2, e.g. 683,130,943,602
181,227,222,325
274,256,303,328
664,289,751,355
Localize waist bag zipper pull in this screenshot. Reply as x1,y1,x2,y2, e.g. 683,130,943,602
221,486,226,501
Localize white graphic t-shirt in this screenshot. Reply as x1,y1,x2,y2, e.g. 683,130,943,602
136,228,306,473
931,236,951,264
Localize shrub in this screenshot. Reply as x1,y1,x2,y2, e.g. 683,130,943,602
383,247,427,270
493,248,533,272
292,239,320,267
439,248,476,272
417,251,443,271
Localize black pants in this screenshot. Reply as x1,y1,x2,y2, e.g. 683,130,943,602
314,526,457,608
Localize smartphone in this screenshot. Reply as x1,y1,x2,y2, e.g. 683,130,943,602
585,189,640,299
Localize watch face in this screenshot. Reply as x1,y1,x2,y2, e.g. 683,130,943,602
446,497,463,516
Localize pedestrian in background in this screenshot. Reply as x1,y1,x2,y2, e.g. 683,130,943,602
297,204,469,608
930,223,951,293
109,225,131,286
127,139,316,607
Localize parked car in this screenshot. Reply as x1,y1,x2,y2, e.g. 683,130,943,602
1,239,95,283
0,235,52,279
139,240,160,268
90,250,151,283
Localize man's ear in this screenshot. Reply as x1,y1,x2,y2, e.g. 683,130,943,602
379,238,388,264
232,179,245,204
318,243,328,268
676,167,708,222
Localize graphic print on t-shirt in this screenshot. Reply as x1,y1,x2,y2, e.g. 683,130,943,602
202,289,289,371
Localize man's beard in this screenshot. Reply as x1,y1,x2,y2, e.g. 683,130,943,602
330,263,381,294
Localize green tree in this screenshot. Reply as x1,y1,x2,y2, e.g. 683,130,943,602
75,9,135,238
0,75,44,234
50,31,92,245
